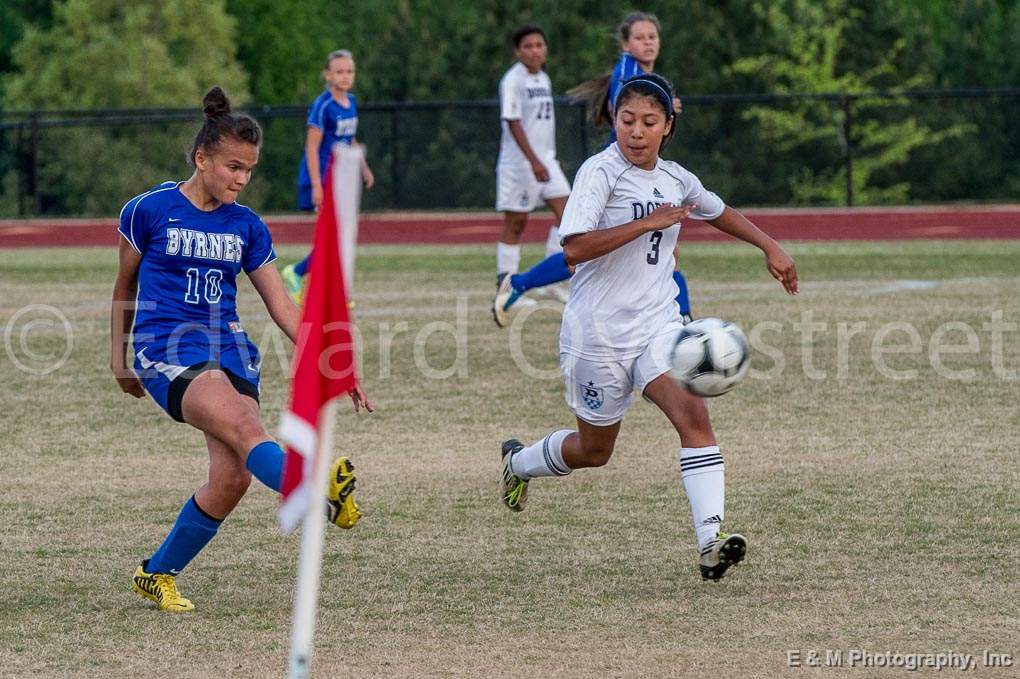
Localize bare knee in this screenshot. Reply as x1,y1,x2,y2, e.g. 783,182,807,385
501,214,528,242
231,411,268,453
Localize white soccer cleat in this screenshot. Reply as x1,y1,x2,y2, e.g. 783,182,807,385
699,532,747,581
492,274,514,327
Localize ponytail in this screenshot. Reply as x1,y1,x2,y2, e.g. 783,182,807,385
568,74,613,127
188,87,262,165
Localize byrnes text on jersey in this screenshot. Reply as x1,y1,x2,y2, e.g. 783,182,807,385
164,227,246,264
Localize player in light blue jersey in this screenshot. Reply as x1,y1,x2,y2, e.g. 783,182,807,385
111,87,372,612
282,50,374,302
496,13,696,326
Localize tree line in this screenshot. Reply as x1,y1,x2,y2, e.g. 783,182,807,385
0,0,1017,215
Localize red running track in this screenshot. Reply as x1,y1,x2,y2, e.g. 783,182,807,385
1,206,1019,248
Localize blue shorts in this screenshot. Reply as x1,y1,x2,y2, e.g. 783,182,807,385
133,340,261,422
297,182,314,212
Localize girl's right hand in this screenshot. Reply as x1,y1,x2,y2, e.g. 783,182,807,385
644,203,696,231
312,184,324,210
111,363,145,398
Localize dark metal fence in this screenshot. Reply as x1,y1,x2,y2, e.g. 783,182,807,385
1,87,1018,217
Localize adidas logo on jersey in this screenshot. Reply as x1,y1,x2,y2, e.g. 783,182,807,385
652,187,664,199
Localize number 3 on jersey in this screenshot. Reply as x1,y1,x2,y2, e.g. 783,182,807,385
185,267,224,304
646,231,663,265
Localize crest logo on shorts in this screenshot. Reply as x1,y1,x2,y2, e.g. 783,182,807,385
520,192,529,207
580,380,604,410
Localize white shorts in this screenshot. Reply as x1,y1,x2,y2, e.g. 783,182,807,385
560,321,686,426
496,159,571,212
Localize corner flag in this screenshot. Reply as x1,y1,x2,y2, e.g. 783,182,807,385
278,146,361,679
278,151,358,532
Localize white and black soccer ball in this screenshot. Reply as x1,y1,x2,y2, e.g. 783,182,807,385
669,318,751,397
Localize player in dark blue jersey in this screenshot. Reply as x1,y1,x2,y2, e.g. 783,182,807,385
496,13,695,325
111,87,372,612
282,50,374,301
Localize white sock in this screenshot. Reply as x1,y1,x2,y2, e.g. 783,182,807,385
496,242,521,275
510,430,573,480
680,446,725,549
544,225,562,256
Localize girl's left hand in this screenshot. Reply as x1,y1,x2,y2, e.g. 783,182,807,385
766,246,799,295
362,166,375,190
349,383,374,413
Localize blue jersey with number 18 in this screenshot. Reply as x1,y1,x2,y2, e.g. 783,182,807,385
118,181,276,367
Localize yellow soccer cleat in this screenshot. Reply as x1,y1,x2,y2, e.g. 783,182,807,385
499,439,528,512
281,263,304,305
132,561,195,612
327,456,361,529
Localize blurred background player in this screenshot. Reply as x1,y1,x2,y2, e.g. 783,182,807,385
498,74,799,581
495,12,696,326
111,87,371,612
282,49,374,303
493,24,572,321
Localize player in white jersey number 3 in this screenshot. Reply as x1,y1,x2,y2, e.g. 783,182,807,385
498,73,799,581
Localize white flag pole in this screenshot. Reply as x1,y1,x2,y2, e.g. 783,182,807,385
335,145,363,297
287,399,337,679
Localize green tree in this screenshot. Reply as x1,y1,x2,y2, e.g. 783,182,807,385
7,0,247,108
0,0,54,100
2,0,250,215
727,0,971,205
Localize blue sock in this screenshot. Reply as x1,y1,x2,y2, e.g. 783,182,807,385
510,252,571,293
673,269,692,316
246,441,284,493
147,496,222,575
294,252,312,277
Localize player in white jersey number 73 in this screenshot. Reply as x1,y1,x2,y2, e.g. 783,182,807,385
498,73,799,582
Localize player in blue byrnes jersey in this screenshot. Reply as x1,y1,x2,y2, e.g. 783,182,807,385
495,13,696,326
282,50,374,302
111,87,372,613
605,13,682,144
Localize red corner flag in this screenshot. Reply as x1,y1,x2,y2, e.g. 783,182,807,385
278,155,357,533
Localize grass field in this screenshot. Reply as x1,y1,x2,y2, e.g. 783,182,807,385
1,240,1018,678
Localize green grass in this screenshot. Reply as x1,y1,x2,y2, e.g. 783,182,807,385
1,240,1018,677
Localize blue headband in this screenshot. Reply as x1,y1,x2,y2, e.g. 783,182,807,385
614,77,673,116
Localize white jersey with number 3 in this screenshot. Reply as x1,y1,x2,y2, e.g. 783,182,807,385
558,143,726,360
497,62,557,166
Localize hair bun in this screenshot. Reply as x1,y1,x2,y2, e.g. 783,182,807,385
202,86,232,119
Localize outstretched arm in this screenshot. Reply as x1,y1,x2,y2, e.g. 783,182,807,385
707,207,799,295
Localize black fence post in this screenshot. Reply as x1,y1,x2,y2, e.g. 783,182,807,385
390,107,401,208
577,102,589,159
15,124,26,217
842,97,854,207
29,113,40,215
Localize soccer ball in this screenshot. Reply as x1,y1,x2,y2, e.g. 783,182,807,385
669,318,751,397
